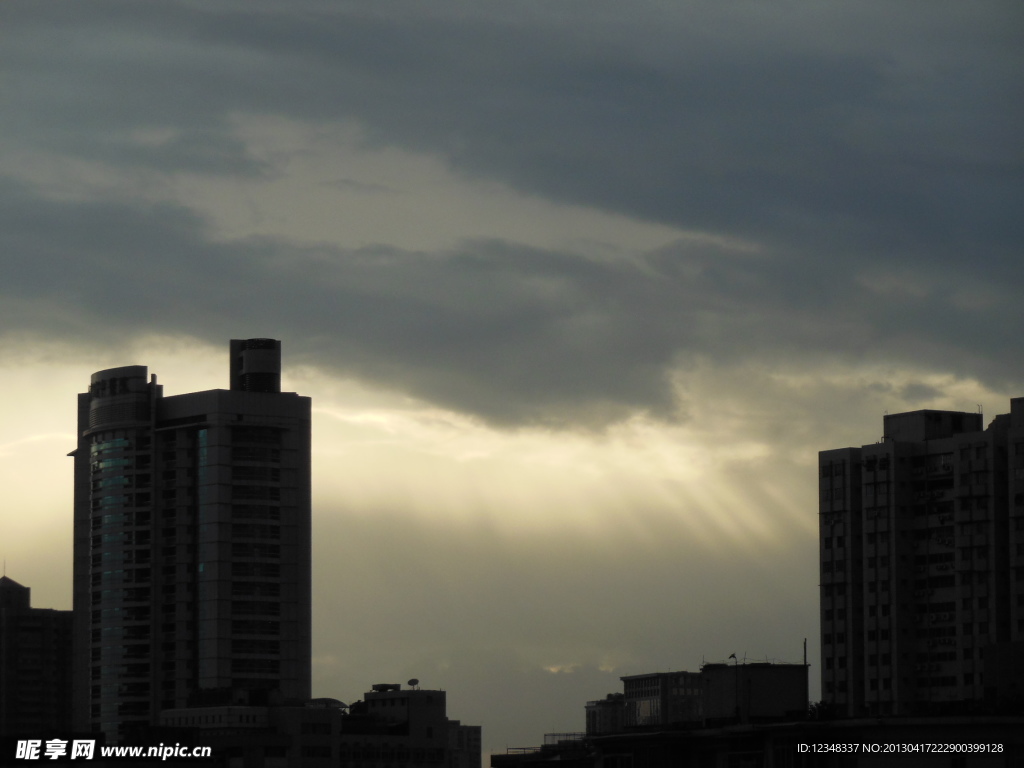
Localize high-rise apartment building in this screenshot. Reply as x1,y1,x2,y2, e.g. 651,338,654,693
71,339,311,742
819,399,1024,717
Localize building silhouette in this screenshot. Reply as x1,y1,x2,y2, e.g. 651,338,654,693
619,672,703,728
584,694,624,737
819,400,1024,717
71,339,311,742
501,660,808,768
156,682,482,768
0,576,73,738
585,662,807,735
339,683,482,768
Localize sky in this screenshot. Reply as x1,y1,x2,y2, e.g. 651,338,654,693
0,0,1021,755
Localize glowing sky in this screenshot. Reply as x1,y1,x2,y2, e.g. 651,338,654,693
1,0,1020,755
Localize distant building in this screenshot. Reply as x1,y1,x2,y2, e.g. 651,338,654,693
582,715,1024,768
160,696,341,767
71,339,312,742
819,400,1024,716
616,663,807,730
340,683,481,768
502,710,1023,768
0,576,73,737
584,661,807,737
620,672,703,728
158,683,481,768
447,718,483,768
700,662,808,725
491,734,588,768
584,693,624,736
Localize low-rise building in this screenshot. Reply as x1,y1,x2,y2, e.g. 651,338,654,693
584,694,625,736
620,671,703,728
156,682,480,768
0,576,73,739
701,661,809,725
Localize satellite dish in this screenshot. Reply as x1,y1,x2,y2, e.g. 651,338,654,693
407,678,419,688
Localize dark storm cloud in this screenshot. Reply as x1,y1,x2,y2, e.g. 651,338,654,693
1,1,1021,423
2,178,1021,426
4,1,1021,257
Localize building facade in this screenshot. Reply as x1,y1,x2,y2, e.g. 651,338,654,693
700,662,808,725
602,663,807,732
584,693,624,736
819,400,1024,717
340,684,482,768
0,576,73,738
620,672,703,728
71,339,311,742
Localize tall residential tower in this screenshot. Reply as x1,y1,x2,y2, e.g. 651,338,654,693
71,339,311,742
819,400,1024,717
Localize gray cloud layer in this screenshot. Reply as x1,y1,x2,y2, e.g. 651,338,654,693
1,0,1021,426
2,174,1021,426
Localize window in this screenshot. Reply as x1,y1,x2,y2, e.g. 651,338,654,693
232,639,280,655
231,620,280,636
232,582,280,597
231,600,280,616
231,659,280,674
